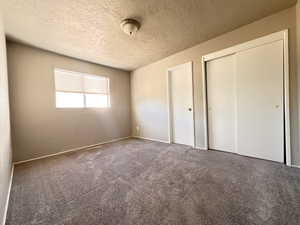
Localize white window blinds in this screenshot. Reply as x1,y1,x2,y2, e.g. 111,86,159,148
54,70,83,92
54,69,110,108
83,75,109,94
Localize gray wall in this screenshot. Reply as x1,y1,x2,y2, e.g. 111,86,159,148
7,42,131,162
131,7,300,165
0,15,12,224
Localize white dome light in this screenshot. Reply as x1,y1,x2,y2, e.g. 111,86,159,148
120,19,140,36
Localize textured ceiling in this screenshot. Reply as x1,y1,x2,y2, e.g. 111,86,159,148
0,0,297,71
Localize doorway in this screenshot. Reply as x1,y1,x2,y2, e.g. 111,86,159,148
167,62,195,146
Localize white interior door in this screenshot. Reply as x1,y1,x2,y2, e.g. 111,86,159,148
236,40,284,162
207,55,235,153
169,62,194,146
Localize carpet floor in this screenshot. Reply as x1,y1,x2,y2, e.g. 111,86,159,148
5,138,300,225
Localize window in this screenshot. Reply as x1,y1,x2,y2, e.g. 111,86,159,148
54,69,110,108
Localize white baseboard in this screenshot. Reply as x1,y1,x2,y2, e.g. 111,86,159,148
291,164,300,169
132,136,170,144
133,136,210,150
2,164,14,225
14,136,131,165
194,146,208,150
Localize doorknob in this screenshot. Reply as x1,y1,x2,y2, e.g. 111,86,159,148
188,108,192,111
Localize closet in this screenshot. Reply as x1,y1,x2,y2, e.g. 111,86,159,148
204,31,288,163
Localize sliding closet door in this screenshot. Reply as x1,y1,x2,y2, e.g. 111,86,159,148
207,55,235,153
236,40,284,162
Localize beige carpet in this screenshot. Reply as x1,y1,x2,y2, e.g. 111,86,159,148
6,138,300,225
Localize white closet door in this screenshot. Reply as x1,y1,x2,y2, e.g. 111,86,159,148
207,55,235,153
236,40,284,162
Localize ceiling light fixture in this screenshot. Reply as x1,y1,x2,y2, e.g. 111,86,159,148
120,18,140,36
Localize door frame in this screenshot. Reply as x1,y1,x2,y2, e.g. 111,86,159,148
167,61,196,147
201,30,291,166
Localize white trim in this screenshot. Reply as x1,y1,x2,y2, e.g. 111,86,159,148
2,165,14,225
233,54,238,154
202,29,291,166
14,137,131,165
166,68,172,144
194,146,209,151
291,165,300,169
133,136,208,147
55,90,108,95
167,61,196,147
201,57,208,150
132,136,170,144
283,31,291,166
203,30,288,61
191,62,197,148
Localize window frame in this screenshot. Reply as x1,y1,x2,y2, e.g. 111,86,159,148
54,68,111,109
